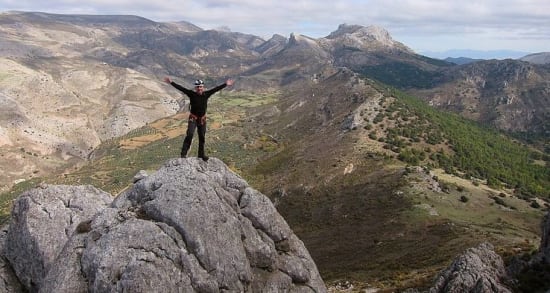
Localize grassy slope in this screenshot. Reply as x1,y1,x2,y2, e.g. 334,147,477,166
244,79,547,289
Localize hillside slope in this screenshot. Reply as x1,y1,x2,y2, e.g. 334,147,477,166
4,70,545,290
2,11,548,191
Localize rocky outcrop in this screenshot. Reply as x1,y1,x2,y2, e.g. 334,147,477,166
0,226,24,292
428,212,550,293
5,184,113,291
325,24,412,52
0,158,326,292
429,242,512,293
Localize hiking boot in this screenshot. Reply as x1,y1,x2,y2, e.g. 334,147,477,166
199,155,209,162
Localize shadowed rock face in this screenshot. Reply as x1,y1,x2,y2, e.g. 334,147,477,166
0,158,327,292
541,213,550,263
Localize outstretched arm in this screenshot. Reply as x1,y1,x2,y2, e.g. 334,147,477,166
164,76,193,95
205,78,235,96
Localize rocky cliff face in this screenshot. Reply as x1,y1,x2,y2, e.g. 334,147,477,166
0,158,326,292
324,24,412,53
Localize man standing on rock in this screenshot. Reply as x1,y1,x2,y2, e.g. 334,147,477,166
164,77,234,161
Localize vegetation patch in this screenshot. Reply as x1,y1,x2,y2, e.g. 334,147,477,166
358,62,444,89
364,81,550,199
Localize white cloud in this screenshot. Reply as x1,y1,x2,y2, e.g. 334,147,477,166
1,0,549,52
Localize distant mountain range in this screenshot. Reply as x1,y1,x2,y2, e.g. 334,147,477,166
421,49,532,60
443,52,550,65
443,57,484,65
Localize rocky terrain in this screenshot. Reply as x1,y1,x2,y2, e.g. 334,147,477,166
0,11,548,291
408,59,550,135
0,12,184,190
0,157,548,292
0,158,326,292
430,211,550,293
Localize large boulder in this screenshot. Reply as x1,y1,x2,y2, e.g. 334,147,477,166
429,242,512,293
4,184,113,291
1,158,327,292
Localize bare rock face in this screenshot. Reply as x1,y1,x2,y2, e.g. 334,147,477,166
1,158,326,292
0,226,24,293
429,242,512,293
4,184,113,291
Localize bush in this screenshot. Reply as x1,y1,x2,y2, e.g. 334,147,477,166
459,195,469,203
530,201,541,209
492,196,506,206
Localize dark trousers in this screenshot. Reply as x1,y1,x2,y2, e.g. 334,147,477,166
181,119,207,158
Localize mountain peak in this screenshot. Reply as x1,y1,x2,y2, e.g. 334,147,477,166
325,23,410,51
327,24,389,41
327,23,364,37
288,32,317,45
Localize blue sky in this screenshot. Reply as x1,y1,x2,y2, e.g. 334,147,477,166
1,0,549,56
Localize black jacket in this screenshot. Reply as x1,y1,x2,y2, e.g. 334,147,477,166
170,82,227,117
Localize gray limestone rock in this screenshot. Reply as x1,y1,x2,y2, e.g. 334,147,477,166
4,184,112,291
0,225,24,293
429,242,512,293
1,158,327,292
38,232,89,293
132,169,149,183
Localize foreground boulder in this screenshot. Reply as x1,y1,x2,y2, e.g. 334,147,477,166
429,242,512,293
1,158,326,292
0,226,24,293
5,184,113,291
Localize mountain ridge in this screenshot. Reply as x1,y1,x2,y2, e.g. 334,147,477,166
1,10,548,198
520,52,550,65
421,49,532,60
